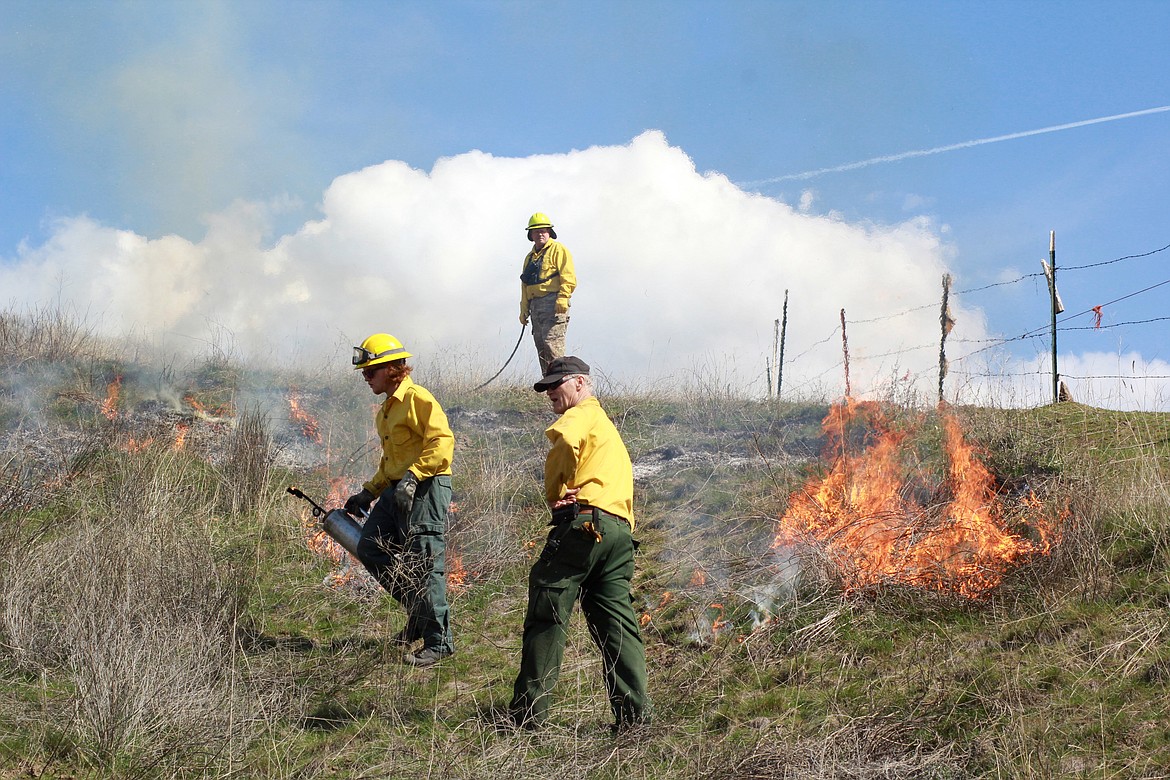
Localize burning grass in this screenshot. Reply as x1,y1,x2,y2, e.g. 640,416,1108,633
3,314,1170,777
775,399,1068,600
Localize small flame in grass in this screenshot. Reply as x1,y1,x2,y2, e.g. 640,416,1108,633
288,389,322,443
301,511,347,566
323,559,363,589
687,602,732,645
173,421,190,451
639,590,673,627
709,603,730,634
184,394,232,420
124,437,153,454
448,552,468,592
445,501,471,593
689,567,708,587
100,376,122,420
325,476,350,508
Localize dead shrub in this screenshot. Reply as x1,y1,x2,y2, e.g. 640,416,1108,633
0,306,106,368
218,403,276,516
0,449,256,770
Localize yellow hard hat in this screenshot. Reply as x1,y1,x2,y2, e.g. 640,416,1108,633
352,333,412,369
525,212,557,240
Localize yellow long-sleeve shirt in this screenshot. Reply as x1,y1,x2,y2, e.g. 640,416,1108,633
363,376,454,497
544,396,635,528
520,239,576,320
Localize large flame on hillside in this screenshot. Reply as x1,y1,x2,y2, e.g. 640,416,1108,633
773,399,1060,598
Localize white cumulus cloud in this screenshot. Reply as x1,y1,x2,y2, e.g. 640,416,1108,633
7,131,1163,408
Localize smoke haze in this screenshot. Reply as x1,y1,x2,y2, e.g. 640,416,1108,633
2,131,1162,407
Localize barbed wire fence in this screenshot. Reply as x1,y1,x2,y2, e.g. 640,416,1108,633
764,236,1170,410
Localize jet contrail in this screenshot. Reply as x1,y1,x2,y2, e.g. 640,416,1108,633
741,105,1170,186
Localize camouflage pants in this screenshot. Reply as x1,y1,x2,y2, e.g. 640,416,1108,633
528,293,568,375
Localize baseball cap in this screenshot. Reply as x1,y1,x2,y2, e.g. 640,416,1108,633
533,356,590,392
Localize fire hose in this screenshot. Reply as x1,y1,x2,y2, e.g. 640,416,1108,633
287,486,363,557
473,323,527,391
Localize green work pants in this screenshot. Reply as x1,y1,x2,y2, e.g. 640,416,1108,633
356,475,454,653
510,507,650,727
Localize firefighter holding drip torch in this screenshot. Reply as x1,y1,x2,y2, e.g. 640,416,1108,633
344,333,456,667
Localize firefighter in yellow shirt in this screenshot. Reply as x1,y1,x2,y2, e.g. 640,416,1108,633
510,356,651,731
519,212,576,374
344,333,455,667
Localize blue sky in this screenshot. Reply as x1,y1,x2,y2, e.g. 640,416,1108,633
2,1,1169,408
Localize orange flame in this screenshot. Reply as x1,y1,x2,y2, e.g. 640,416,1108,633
301,511,347,565
302,477,357,571
325,476,350,508
688,567,708,587
173,421,190,451
709,602,729,633
100,376,122,420
639,590,673,627
448,552,468,592
124,436,153,453
184,394,232,420
288,390,322,443
773,399,1060,599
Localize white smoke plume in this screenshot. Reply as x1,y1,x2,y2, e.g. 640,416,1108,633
5,131,1141,405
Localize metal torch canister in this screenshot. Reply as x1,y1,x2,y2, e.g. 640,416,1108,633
322,509,363,557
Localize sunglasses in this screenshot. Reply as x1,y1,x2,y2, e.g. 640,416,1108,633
361,365,385,379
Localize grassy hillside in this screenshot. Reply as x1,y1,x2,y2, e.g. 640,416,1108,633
2,309,1169,779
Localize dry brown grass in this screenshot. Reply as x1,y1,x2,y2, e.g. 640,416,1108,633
0,448,260,774
3,313,1170,778
0,306,109,368
218,403,277,516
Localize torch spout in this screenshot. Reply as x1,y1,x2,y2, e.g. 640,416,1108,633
286,486,329,518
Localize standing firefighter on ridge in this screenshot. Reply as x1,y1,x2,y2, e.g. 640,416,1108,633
344,333,456,667
519,212,576,374
510,356,651,731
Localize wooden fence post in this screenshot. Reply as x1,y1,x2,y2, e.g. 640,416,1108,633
939,274,953,405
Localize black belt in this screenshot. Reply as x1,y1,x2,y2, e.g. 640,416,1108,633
578,504,632,530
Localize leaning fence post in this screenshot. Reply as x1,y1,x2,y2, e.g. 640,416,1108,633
840,308,850,399
939,274,953,405
777,289,788,401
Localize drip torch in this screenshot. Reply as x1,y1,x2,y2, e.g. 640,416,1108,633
286,486,363,556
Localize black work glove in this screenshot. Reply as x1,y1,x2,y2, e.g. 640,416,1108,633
344,488,375,516
394,472,419,515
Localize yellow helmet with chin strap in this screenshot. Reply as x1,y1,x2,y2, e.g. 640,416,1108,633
352,333,412,369
525,212,557,240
